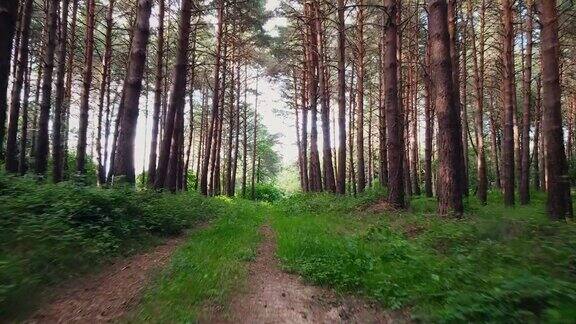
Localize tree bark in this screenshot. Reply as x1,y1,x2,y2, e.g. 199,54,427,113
34,0,59,174
467,0,487,203
0,0,18,158
112,0,153,184
5,0,33,173
200,0,224,195
539,0,573,220
316,4,336,193
76,0,96,174
146,0,165,186
519,0,533,204
355,0,366,193
428,0,464,215
336,0,347,194
501,0,515,205
447,0,467,197
384,0,404,208
155,0,193,190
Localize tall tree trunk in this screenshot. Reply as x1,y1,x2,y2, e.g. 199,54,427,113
148,0,165,186
76,0,96,174
384,0,404,208
468,0,487,203
519,0,533,204
155,0,192,190
112,0,153,184
34,0,59,174
428,0,464,215
200,0,224,195
316,5,336,192
533,76,541,190
447,0,467,197
355,0,366,193
62,0,79,178
251,78,259,198
501,0,515,206
0,0,18,158
336,0,347,194
19,60,32,174
52,0,73,182
378,18,388,188
300,57,310,192
5,0,33,172
306,1,322,192
95,0,115,185
424,34,434,198
539,0,573,220
241,66,248,195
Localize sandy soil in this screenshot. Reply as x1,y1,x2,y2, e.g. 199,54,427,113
209,225,409,324
25,236,184,323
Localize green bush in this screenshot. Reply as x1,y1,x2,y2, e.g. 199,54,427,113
246,183,284,202
0,172,213,319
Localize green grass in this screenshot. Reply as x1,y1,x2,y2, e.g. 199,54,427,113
271,190,576,323
125,198,266,323
0,172,219,320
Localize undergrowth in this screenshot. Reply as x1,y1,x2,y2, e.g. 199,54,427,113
271,190,576,323
0,172,216,320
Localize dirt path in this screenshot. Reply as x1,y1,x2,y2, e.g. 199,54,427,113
210,225,406,324
26,236,185,323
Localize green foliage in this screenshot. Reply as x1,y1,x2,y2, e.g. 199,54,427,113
271,191,576,323
127,198,265,322
246,183,284,202
0,172,214,319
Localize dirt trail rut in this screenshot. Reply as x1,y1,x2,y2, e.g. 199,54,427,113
211,225,404,324
26,236,184,323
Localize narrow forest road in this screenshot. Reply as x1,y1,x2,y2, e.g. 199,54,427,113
209,224,401,324
25,235,185,323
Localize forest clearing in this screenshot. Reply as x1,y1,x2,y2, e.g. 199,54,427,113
1,0,576,322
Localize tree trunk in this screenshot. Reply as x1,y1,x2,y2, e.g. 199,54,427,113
0,0,18,158
76,0,96,174
447,0,467,197
533,76,541,190
147,0,165,186
34,0,59,174
468,0,487,203
519,0,533,204
316,4,336,193
5,0,33,173
424,37,434,198
384,0,404,208
539,0,573,220
162,0,192,192
112,0,153,184
94,0,115,185
355,0,366,193
251,77,259,198
306,1,322,192
501,0,515,206
336,0,347,194
155,0,192,190
200,0,224,195
18,59,32,175
378,18,388,188
428,0,464,215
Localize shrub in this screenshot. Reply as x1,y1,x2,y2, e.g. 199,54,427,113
0,172,212,319
246,183,284,202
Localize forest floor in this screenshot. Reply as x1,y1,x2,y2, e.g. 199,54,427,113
25,234,186,323
208,224,397,323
